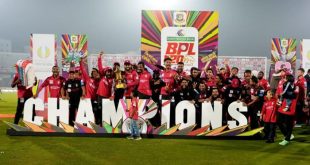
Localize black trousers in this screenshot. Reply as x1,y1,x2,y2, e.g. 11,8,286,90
14,97,30,124
97,96,109,126
295,101,305,125
277,113,294,141
138,91,151,99
91,99,100,125
248,106,259,129
114,88,125,109
264,122,276,140
69,99,80,126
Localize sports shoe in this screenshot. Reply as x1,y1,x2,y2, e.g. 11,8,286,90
294,124,302,128
134,136,142,140
279,140,289,146
290,134,295,140
126,136,134,140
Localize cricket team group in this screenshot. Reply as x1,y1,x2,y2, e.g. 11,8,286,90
11,51,309,143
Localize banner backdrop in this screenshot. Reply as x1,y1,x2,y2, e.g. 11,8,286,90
31,34,57,119
270,38,297,78
88,54,141,71
5,98,265,137
141,10,219,73
217,56,267,78
301,39,310,72
31,34,56,80
61,34,88,78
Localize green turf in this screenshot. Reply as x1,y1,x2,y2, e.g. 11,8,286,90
0,92,17,114
0,92,310,164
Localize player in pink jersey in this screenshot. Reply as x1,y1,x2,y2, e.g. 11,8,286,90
34,66,66,98
137,61,152,99
124,60,139,98
160,58,177,100
258,71,270,91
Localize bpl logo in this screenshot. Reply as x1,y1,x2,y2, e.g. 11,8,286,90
165,42,196,56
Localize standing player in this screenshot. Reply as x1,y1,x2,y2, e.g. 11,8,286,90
137,61,152,99
97,52,114,125
160,58,177,100
11,72,37,124
258,71,270,91
124,60,139,98
62,69,85,126
79,57,101,125
34,66,66,98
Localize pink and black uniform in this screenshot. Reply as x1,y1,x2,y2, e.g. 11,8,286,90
11,73,34,124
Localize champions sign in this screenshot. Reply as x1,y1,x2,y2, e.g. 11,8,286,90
5,98,263,137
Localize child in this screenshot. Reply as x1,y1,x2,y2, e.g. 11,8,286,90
260,90,277,143
126,91,142,140
278,74,296,111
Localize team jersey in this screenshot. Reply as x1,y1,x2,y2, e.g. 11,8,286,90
38,75,66,98
137,70,152,96
124,70,139,97
160,69,177,96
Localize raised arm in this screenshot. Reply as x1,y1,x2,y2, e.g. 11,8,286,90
79,57,90,82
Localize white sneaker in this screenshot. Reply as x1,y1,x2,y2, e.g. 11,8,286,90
279,140,289,146
290,134,294,140
126,136,134,140
134,136,142,140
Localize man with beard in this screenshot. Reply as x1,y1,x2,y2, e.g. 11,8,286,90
226,67,240,85
188,67,201,92
242,70,252,86
193,82,208,128
97,52,114,125
150,69,165,127
62,69,85,126
295,68,307,127
124,60,139,98
172,78,195,127
257,71,270,91
137,61,152,99
151,69,165,104
175,62,188,88
160,58,177,100
222,78,242,125
241,76,265,129
112,62,126,108
34,66,66,98
79,57,101,125
11,70,37,124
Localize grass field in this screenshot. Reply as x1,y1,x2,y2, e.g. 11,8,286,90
0,92,310,164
